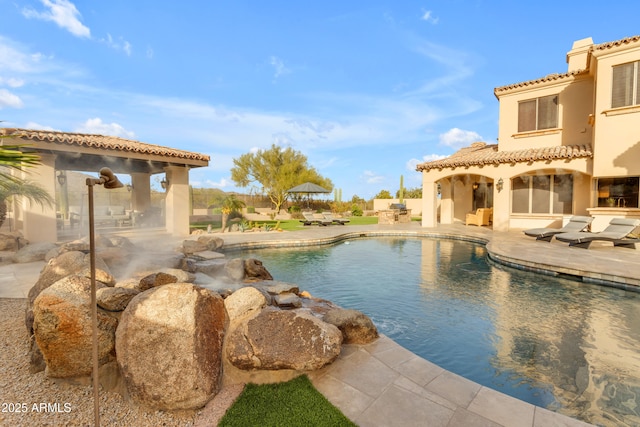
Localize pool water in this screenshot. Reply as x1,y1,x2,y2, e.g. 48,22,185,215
242,237,640,426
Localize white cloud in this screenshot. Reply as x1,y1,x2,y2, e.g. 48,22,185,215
23,122,59,131
206,178,230,188
22,0,91,38
0,89,24,109
270,56,291,79
439,127,482,149
361,170,384,184
100,34,133,56
0,77,25,88
406,154,448,171
421,10,439,24
74,118,135,138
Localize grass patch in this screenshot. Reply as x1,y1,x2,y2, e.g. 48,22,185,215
219,375,357,427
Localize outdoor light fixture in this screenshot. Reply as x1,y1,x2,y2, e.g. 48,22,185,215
497,178,504,192
57,171,67,186
472,182,479,190
126,183,133,192
86,167,123,427
160,177,169,190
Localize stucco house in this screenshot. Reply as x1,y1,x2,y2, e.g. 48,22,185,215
417,35,640,232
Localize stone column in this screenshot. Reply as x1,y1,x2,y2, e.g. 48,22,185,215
164,166,190,236
492,177,511,231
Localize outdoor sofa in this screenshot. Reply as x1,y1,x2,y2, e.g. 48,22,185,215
554,218,640,249
466,208,493,227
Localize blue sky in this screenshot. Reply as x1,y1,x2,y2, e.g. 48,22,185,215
1,1,639,199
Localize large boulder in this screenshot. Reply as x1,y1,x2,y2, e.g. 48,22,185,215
13,242,58,263
323,308,379,344
138,272,178,291
196,235,224,251
32,275,117,378
226,307,342,371
116,284,227,411
26,251,113,333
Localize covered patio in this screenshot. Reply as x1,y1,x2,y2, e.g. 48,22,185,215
0,128,209,243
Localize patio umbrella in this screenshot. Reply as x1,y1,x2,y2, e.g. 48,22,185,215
287,182,330,208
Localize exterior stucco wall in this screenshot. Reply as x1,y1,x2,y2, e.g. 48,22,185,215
592,44,640,177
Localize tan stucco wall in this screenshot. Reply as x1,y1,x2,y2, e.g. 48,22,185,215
591,44,640,177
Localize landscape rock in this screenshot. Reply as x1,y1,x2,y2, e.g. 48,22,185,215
224,286,268,321
273,293,302,308
26,251,112,333
226,307,342,371
323,308,379,344
116,284,227,410
160,268,196,283
12,242,58,263
32,275,117,378
97,287,140,311
196,235,224,251
0,231,27,251
244,258,273,281
182,240,209,255
138,272,178,291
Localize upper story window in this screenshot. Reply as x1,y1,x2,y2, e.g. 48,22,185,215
612,61,640,108
517,95,558,132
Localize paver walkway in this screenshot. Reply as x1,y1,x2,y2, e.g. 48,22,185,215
4,221,636,426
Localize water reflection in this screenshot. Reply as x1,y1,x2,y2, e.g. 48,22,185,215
242,238,640,426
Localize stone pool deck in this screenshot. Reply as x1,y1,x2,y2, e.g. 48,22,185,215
3,222,637,426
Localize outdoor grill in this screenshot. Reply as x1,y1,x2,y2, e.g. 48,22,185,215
378,203,411,224
389,203,407,214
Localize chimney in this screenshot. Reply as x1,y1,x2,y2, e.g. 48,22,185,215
566,37,594,72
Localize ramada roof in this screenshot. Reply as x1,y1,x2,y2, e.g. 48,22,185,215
415,142,593,172
0,128,210,163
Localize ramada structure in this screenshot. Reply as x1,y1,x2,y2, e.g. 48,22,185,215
417,35,640,233
0,128,209,242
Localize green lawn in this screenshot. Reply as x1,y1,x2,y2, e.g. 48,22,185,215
219,375,356,427
191,215,381,233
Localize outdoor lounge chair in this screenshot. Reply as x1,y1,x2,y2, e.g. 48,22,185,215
555,218,640,249
466,208,493,227
300,211,332,226
322,211,350,225
523,216,593,242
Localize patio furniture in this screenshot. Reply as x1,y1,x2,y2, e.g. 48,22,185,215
466,208,493,227
555,218,640,249
524,216,593,241
322,212,349,225
300,211,332,226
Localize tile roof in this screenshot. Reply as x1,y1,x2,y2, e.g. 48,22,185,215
494,69,587,95
494,35,640,96
416,142,593,172
0,128,210,163
594,35,640,51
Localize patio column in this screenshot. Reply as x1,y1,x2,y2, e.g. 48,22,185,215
439,178,454,224
20,153,57,243
164,165,190,236
130,173,151,213
421,177,438,228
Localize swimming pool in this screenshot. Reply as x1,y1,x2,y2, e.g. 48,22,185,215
241,237,640,426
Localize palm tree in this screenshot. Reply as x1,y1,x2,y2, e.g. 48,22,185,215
220,195,246,232
1,130,54,228
0,177,54,229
